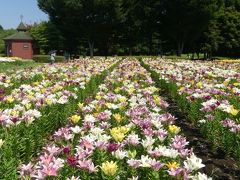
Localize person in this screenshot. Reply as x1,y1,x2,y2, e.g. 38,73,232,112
50,52,56,64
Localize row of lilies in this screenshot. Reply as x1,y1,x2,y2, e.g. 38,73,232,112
0,58,115,127
0,58,118,179
142,58,240,161
19,59,211,179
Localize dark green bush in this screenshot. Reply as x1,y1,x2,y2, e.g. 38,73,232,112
33,55,64,63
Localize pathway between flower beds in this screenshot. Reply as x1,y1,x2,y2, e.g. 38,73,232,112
140,59,240,180
19,59,211,179
164,96,240,180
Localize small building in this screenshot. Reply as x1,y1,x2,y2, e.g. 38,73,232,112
3,22,33,59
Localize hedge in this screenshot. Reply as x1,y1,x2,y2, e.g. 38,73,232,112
33,55,64,63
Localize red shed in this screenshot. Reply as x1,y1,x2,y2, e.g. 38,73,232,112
3,22,33,59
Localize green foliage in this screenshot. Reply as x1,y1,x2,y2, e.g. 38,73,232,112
30,21,65,54
160,0,219,56
32,55,64,63
35,0,240,58
217,8,240,56
38,0,122,57
0,29,17,54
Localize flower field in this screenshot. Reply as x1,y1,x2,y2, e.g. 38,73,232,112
141,58,240,161
0,57,117,179
0,57,22,62
0,57,239,179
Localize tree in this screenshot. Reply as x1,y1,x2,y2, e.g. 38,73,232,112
200,19,222,59
0,29,16,54
200,2,240,58
119,0,161,55
160,0,218,56
217,8,240,56
30,21,64,54
35,0,240,58
38,0,122,58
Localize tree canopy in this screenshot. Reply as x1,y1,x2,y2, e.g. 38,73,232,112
33,0,240,57
0,29,17,54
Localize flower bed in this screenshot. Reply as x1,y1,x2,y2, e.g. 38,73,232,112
19,59,210,179
142,58,240,161
0,57,119,179
0,57,18,62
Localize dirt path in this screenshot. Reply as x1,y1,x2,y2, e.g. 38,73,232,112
164,95,240,180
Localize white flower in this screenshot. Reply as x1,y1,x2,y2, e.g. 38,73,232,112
71,126,82,134
128,96,138,107
84,114,96,123
125,133,140,145
184,153,205,171
139,155,152,167
0,139,5,148
90,127,104,136
199,119,206,124
20,99,31,105
151,120,163,129
152,107,161,112
217,103,232,113
57,96,69,104
138,98,147,106
104,110,112,117
24,109,42,118
67,176,81,180
201,99,218,107
96,134,111,142
128,176,139,180
141,137,155,150
99,84,108,91
190,172,212,180
112,149,128,159
82,106,93,112
106,103,119,110
157,145,179,158
13,104,25,111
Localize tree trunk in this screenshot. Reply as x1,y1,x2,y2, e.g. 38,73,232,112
88,41,94,58
159,40,163,57
197,52,200,60
192,53,195,60
129,47,133,56
148,33,153,55
209,51,212,60
177,42,184,56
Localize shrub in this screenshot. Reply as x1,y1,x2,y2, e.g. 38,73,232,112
33,55,64,63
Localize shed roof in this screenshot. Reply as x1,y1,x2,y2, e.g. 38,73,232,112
3,21,33,41
3,31,33,41
17,22,27,31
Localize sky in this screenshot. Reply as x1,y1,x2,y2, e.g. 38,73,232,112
0,0,49,29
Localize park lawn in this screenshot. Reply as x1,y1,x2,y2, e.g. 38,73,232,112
0,60,42,73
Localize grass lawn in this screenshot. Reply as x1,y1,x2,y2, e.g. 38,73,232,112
0,60,42,74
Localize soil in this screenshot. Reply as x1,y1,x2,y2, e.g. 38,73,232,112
164,95,240,180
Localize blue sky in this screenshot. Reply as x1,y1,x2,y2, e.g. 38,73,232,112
0,0,48,29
